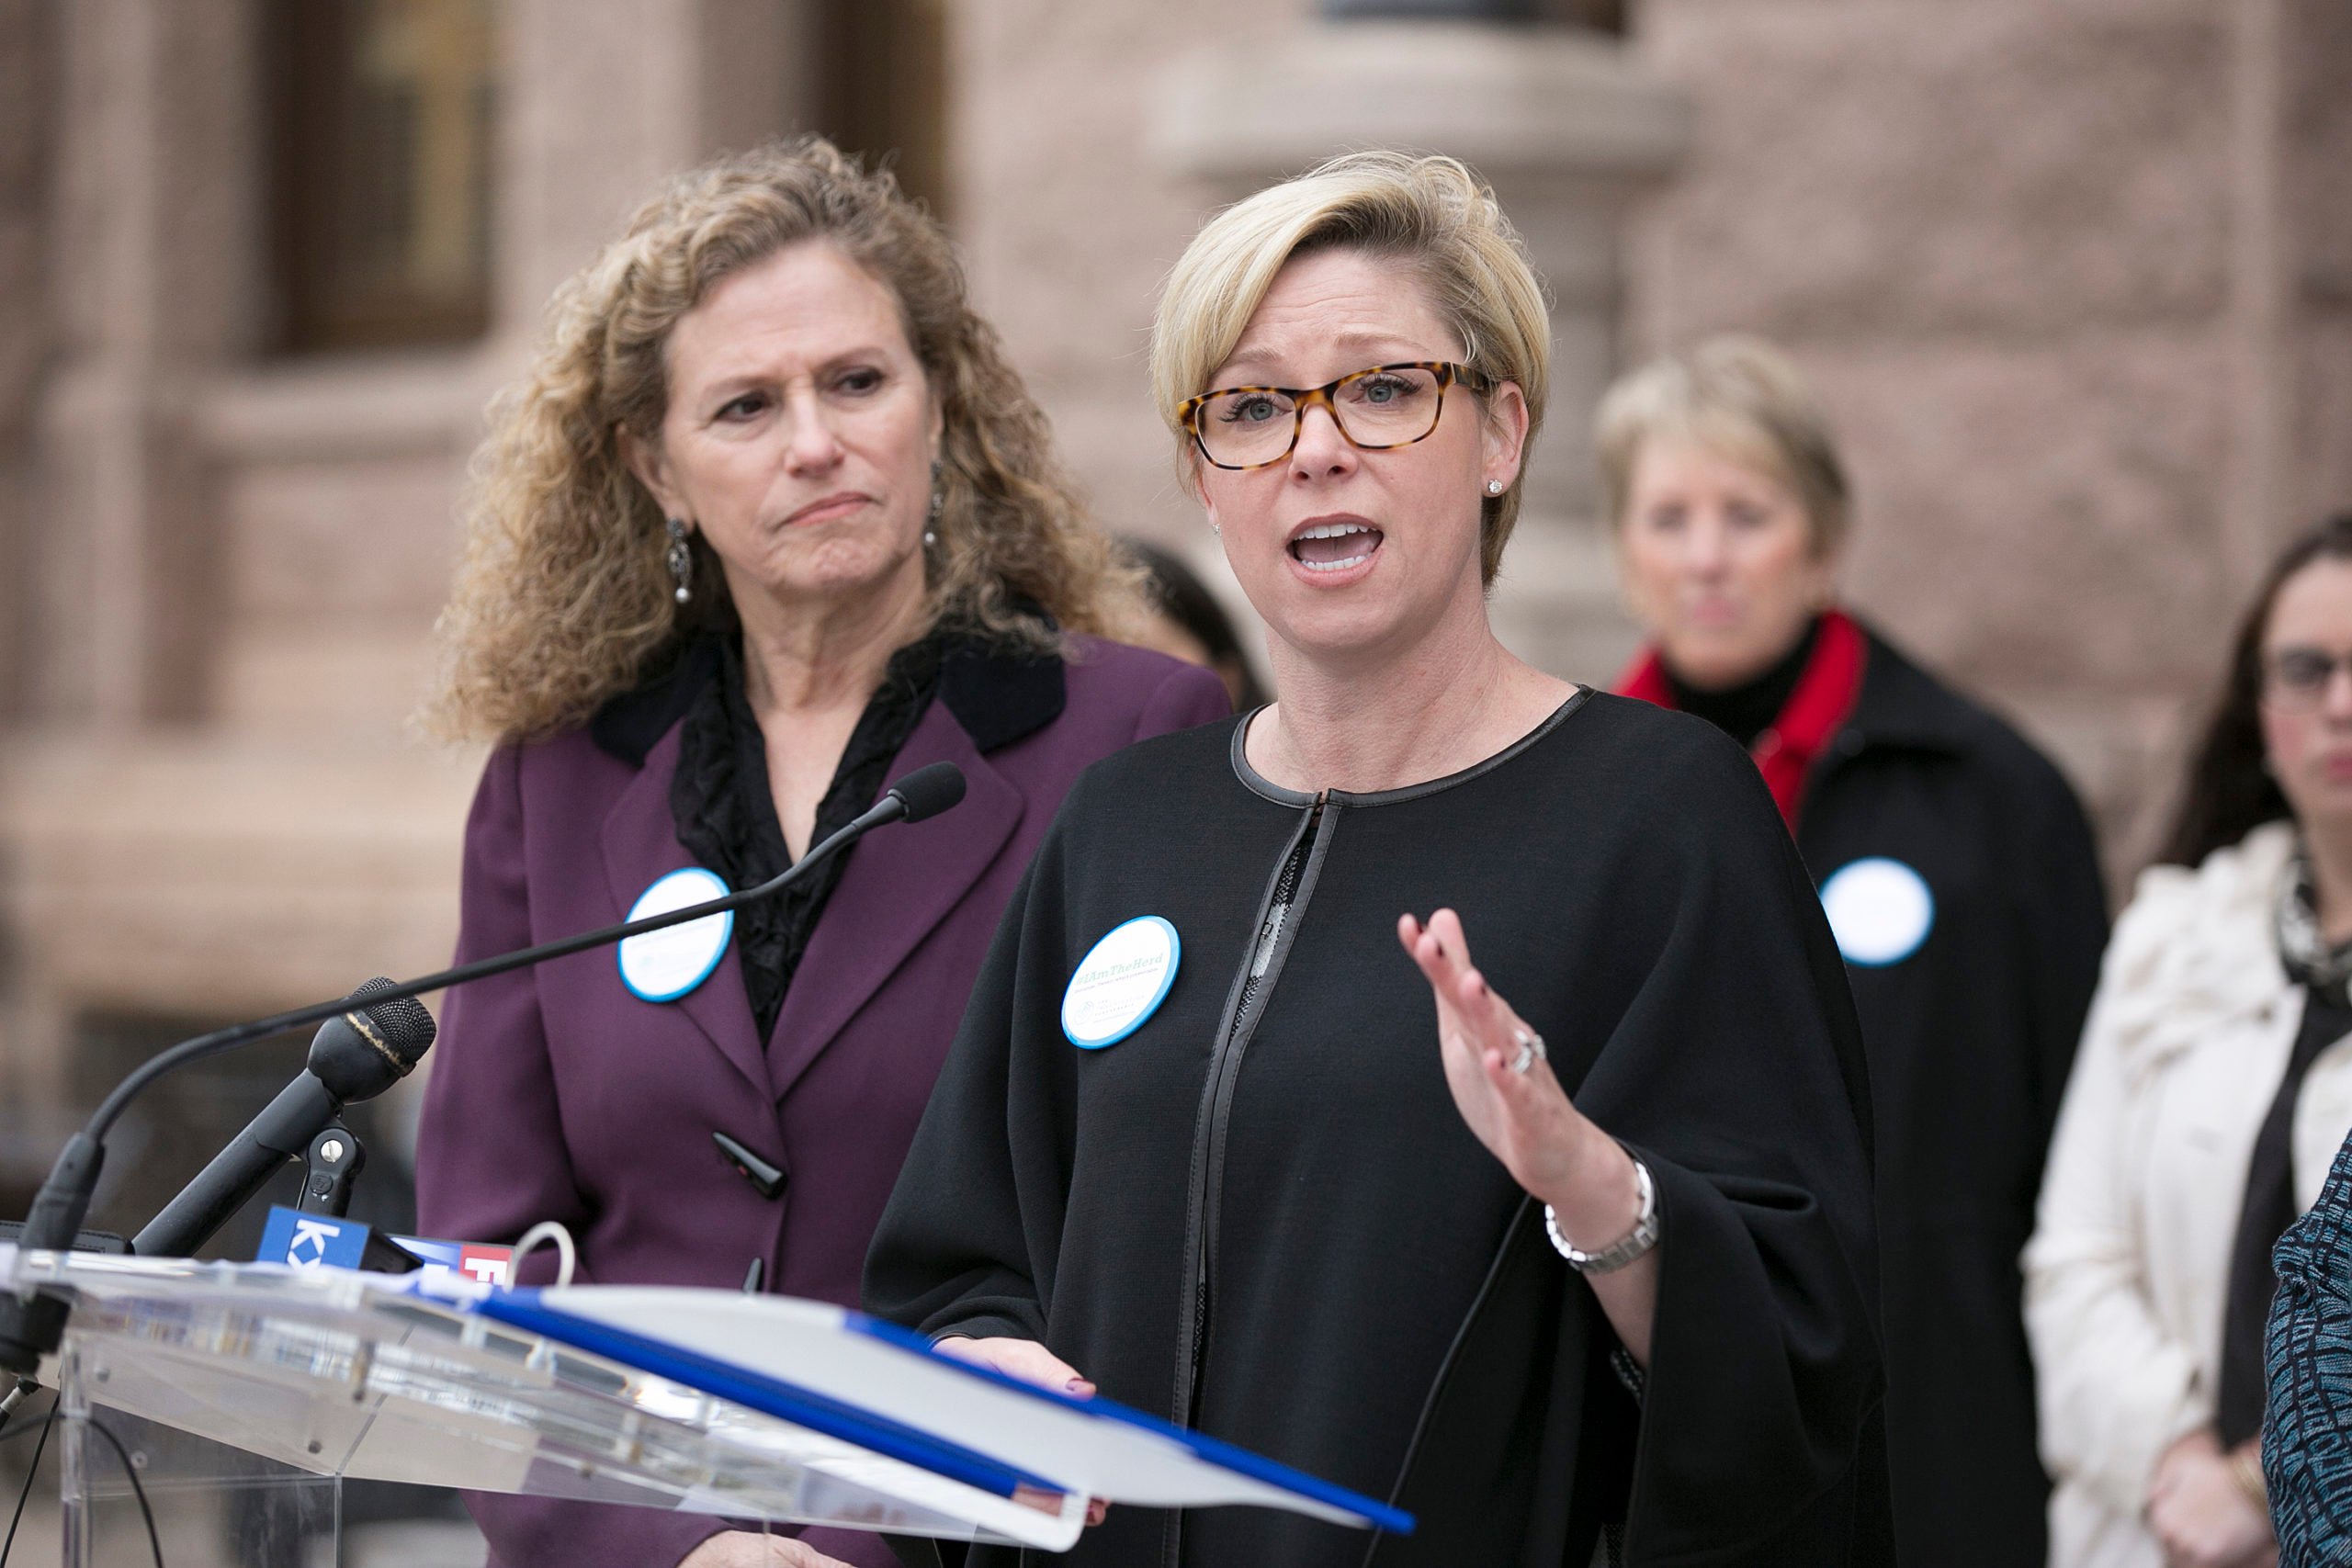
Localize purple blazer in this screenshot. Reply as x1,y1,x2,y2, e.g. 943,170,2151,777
414,636,1227,1568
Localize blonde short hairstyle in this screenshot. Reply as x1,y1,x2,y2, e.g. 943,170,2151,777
1594,335,1852,556
426,137,1143,743
1149,151,1551,586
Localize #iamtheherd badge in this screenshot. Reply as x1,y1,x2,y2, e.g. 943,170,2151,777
1819,857,1936,967
618,867,733,1002
1062,915,1181,1049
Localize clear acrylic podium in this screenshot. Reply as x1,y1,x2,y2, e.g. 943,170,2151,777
0,1242,1410,1566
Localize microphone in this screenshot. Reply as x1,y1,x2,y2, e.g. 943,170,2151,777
0,761,967,1381
884,761,966,824
132,981,436,1259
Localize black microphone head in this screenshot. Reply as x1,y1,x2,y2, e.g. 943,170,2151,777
308,977,437,1103
885,761,967,824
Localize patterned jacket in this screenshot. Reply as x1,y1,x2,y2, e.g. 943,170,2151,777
2267,1127,2352,1564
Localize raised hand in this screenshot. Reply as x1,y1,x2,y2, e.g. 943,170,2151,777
1396,907,1600,1206
1396,907,1658,1361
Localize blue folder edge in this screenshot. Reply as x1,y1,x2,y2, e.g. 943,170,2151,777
843,1312,1416,1536
468,1291,1411,1535
470,1291,1060,1505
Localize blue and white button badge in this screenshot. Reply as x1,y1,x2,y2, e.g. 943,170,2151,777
1062,916,1181,1049
1819,857,1936,966
618,867,733,1002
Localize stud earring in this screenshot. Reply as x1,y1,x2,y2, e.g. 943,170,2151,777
665,517,692,604
1485,479,1504,497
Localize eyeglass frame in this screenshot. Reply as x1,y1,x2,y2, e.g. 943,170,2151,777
1177,361,1497,472
2261,646,2352,712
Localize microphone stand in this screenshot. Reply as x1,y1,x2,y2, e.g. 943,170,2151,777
0,764,963,1418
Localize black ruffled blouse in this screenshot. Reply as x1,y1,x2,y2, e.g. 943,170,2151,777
588,624,1070,1047
667,633,949,1043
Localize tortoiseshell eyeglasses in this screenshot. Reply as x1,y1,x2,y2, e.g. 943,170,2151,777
1178,362,1495,471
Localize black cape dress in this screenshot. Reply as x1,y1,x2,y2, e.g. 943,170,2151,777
865,690,1893,1567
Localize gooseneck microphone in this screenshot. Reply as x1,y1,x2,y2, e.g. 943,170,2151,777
132,980,437,1259
0,761,967,1383
878,761,967,825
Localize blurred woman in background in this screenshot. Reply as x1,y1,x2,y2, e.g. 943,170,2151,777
415,138,1225,1568
1119,536,1269,710
2031,514,2352,1568
1599,336,2108,1568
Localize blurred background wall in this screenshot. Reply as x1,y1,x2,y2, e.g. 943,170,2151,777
0,0,2345,1241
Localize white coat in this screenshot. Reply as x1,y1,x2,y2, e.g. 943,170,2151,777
2025,821,2352,1568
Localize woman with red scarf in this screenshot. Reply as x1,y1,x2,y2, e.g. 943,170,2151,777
1599,336,2109,1568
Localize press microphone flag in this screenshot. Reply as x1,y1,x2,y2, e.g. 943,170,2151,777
0,761,968,1381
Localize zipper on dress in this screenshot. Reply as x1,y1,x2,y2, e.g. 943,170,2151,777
1163,792,1333,1568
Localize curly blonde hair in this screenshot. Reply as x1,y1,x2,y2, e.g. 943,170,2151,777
427,137,1143,742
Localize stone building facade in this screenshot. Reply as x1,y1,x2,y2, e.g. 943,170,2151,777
1631,0,2352,857
0,0,2345,1200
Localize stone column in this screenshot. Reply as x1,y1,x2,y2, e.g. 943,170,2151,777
1626,0,2352,867
498,0,817,346
0,0,53,723
34,0,262,727
1148,19,1688,680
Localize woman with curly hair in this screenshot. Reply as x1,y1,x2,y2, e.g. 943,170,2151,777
413,138,1227,1568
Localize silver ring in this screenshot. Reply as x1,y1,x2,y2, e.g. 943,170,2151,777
1510,1026,1546,1076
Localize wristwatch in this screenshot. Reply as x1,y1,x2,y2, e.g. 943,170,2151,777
1544,1154,1660,1275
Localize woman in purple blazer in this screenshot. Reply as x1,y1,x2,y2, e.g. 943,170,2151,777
413,138,1227,1568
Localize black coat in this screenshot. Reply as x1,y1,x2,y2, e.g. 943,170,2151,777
1797,627,2108,1568
867,694,1893,1566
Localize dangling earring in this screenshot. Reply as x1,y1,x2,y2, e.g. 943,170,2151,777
924,471,942,548
1485,479,1504,497
665,517,693,604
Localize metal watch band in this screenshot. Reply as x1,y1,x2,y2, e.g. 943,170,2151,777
1544,1156,1659,1275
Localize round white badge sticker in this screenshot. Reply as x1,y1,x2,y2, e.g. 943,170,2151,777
1062,916,1181,1050
617,867,734,1002
1819,857,1936,967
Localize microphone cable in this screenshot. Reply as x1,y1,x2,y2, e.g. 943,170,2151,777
0,1390,51,1568
0,1390,162,1568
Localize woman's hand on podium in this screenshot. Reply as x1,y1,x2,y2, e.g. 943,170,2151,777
680,1531,852,1567
934,1336,1112,1526
933,1334,1093,1396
